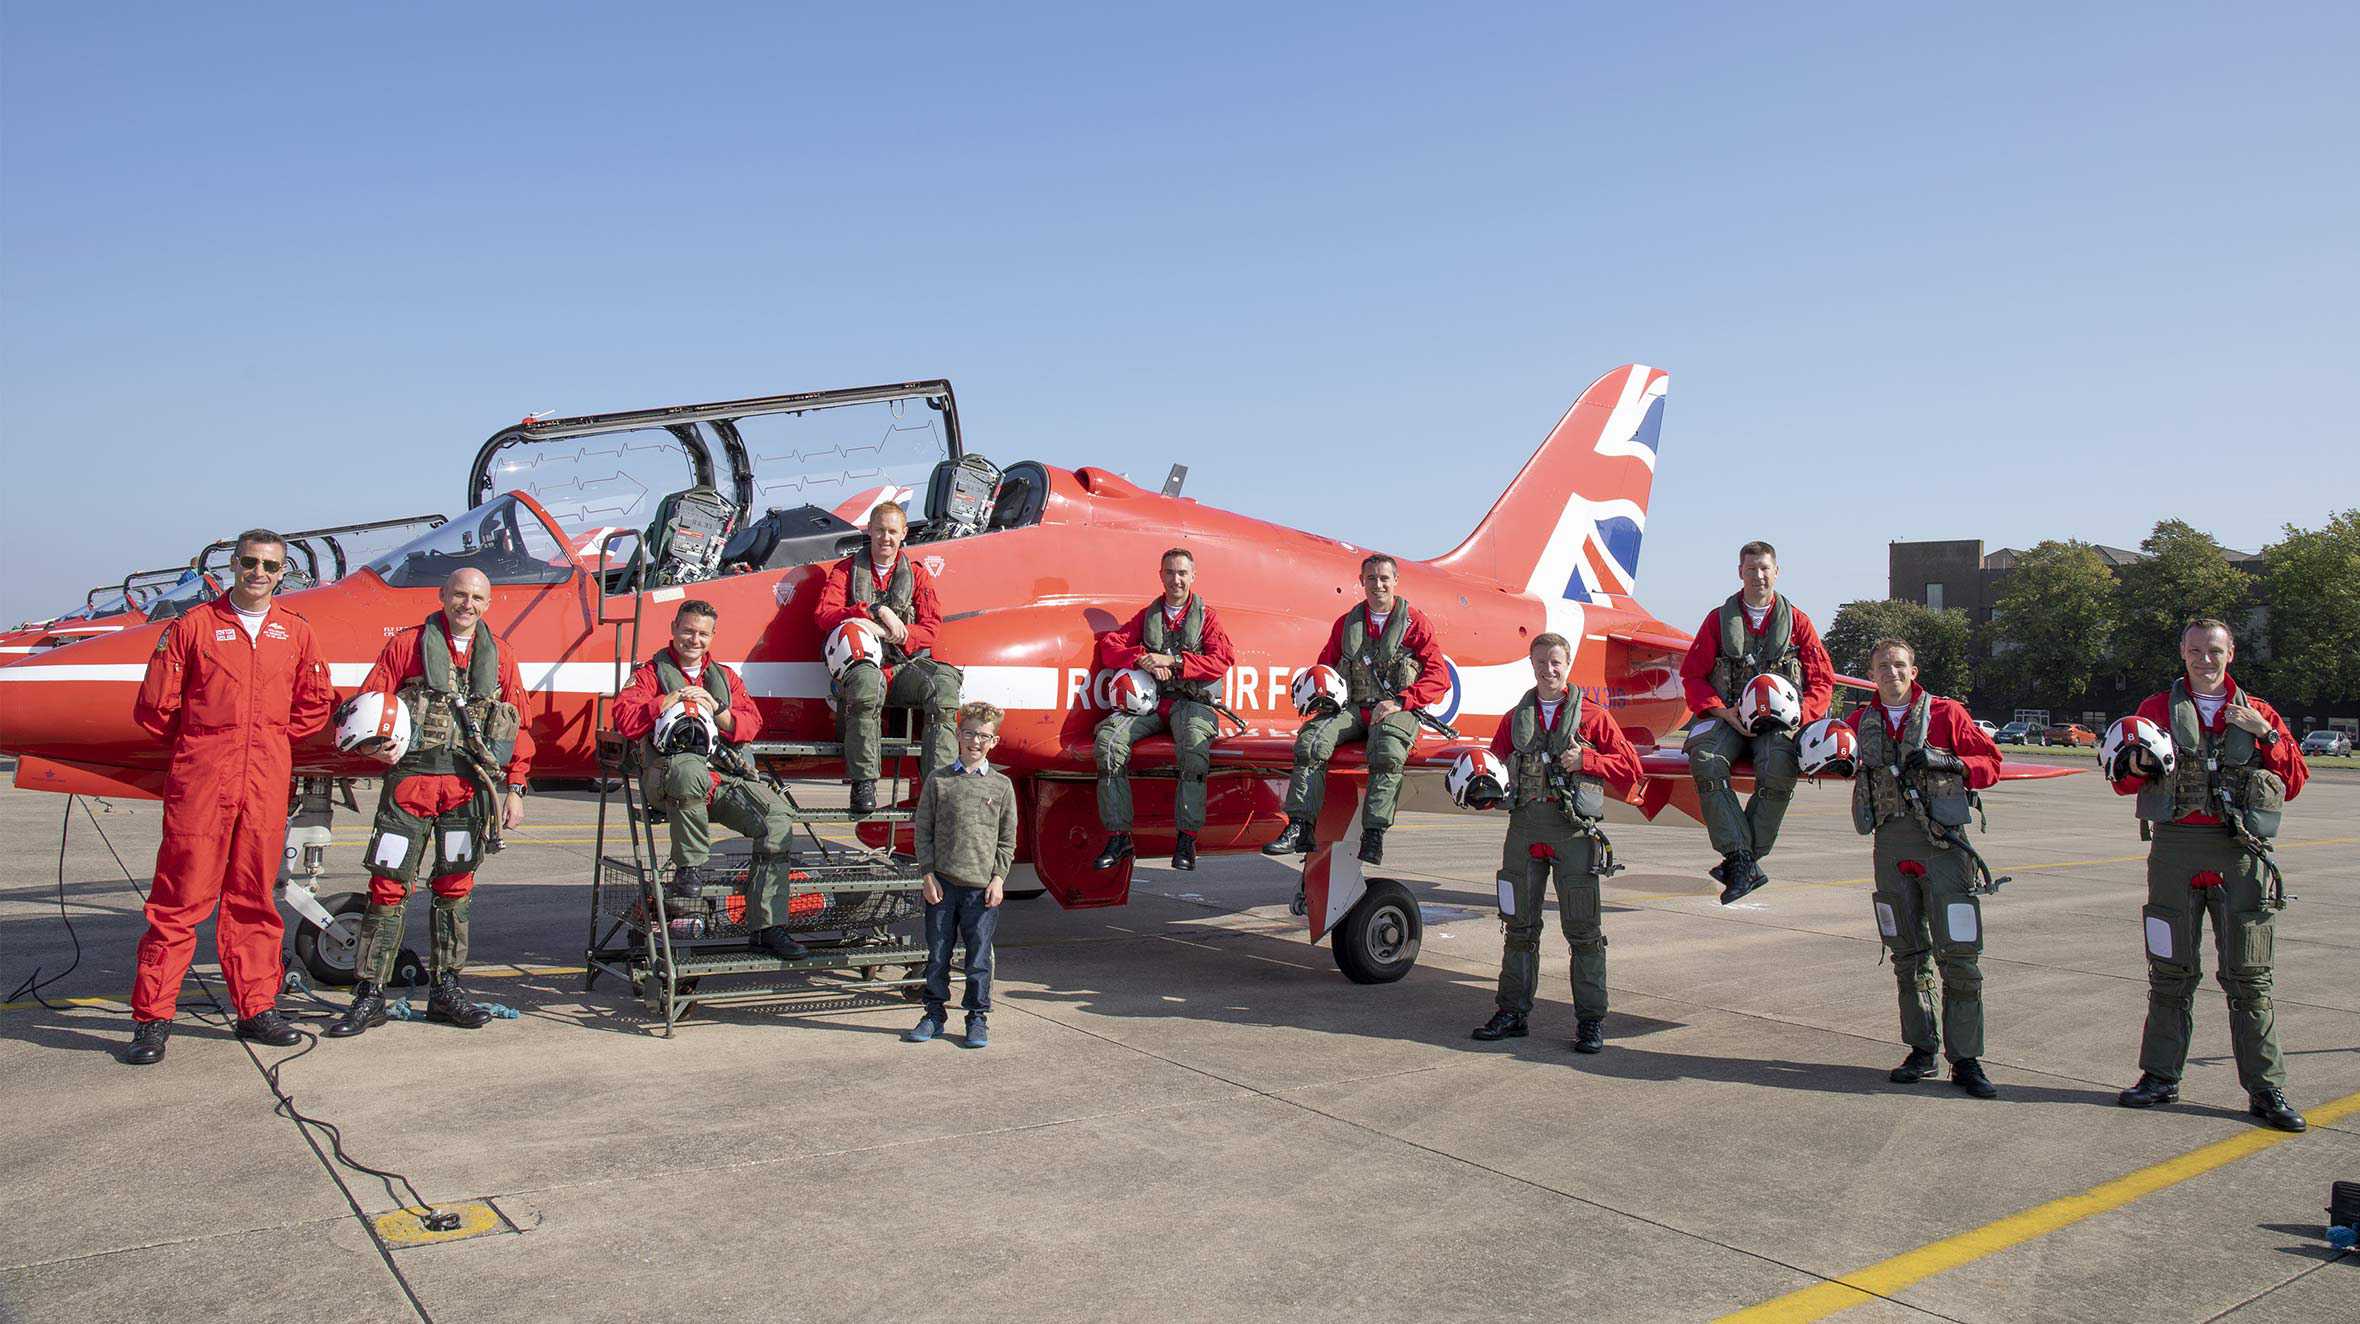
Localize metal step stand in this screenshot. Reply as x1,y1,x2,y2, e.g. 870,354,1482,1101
579,546,937,1035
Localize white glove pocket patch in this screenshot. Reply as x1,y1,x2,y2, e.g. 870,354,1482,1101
1496,872,1519,917
371,834,412,871
1874,899,1898,938
1945,902,1979,945
444,830,472,861
2145,914,2174,961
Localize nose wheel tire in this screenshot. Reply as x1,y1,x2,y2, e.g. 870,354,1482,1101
293,893,369,988
1331,877,1421,985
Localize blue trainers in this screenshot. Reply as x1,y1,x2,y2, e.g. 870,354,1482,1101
962,1014,989,1049
904,1013,944,1043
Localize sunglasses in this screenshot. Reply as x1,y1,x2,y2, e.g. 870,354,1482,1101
236,556,284,572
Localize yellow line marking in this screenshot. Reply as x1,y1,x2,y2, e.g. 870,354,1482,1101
371,1200,507,1249
1717,1088,2360,1322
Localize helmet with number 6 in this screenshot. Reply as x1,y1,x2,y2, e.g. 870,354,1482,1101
1797,717,1859,778
824,618,884,680
2102,715,2174,781
1108,667,1158,716
1445,750,1510,811
1739,673,1802,734
1290,664,1348,717
654,696,719,758
334,691,412,764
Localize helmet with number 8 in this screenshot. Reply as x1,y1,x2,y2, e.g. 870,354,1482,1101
824,619,884,680
1797,717,1859,777
1739,673,1802,734
1108,667,1158,716
1290,664,1348,717
2101,715,2174,781
1446,749,1510,811
334,691,413,764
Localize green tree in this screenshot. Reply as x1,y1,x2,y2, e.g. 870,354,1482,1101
1984,540,2119,709
2261,509,2360,704
1824,599,1975,702
2116,519,2251,687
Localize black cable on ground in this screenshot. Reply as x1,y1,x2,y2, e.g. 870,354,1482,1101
1,797,97,1011
56,795,460,1234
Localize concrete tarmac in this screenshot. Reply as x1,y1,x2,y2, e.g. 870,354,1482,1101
2,763,2353,1322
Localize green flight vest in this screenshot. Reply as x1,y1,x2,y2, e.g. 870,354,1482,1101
638,651,746,768
1340,600,1419,707
1708,592,1802,706
1141,595,1217,704
1507,687,1606,822
2135,679,2285,840
1851,691,1971,837
848,554,921,664
395,615,520,780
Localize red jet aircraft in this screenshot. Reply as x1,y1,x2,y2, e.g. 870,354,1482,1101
0,367,2067,982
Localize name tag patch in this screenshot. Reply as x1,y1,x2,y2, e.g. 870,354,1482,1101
215,628,239,642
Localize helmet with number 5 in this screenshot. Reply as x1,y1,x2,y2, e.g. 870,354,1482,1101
1445,749,1510,810
824,619,884,680
1739,673,1802,735
1108,667,1158,716
2102,715,2174,781
334,691,412,764
1797,717,1859,777
1290,664,1348,717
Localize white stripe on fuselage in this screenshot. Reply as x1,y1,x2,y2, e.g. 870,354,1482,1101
0,656,1548,717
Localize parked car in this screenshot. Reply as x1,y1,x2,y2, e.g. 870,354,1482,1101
1976,720,1999,738
1996,721,2038,745
2300,729,2353,757
2045,722,2098,747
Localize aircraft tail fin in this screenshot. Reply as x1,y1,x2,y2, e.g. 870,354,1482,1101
1427,364,1666,605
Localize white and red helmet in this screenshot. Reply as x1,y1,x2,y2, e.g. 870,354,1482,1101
1797,717,1859,778
334,691,413,764
1290,664,1348,717
1108,667,1158,716
654,696,719,758
1446,749,1511,810
1739,673,1802,734
2102,715,2174,781
824,619,884,680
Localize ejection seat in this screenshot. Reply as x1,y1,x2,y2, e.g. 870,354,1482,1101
632,484,736,590
915,454,1002,542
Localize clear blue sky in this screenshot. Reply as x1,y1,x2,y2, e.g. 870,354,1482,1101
5,3,2354,631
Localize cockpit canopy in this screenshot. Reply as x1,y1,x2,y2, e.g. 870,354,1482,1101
364,496,573,588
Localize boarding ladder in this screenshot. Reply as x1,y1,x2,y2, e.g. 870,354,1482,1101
578,533,934,1036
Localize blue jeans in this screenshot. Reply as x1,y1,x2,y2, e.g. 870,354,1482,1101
922,884,999,1016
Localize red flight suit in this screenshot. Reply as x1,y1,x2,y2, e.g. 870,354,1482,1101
811,553,943,670
1840,685,2005,788
1676,596,1837,723
2109,678,2308,815
1314,602,1451,713
130,597,334,1021
611,648,764,791
1096,595,1238,714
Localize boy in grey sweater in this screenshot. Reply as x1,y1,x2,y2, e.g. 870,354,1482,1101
908,701,1019,1047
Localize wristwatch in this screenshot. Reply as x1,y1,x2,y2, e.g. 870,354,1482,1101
507,782,529,796
2258,727,2280,747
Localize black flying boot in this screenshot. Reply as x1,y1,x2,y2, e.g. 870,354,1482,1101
1092,833,1134,871
426,973,493,1030
236,1008,303,1047
1572,1018,1605,1054
667,864,707,904
754,926,811,962
327,982,388,1039
1890,1046,1939,1083
1357,827,1385,867
2116,1073,2179,1108
2249,1088,2307,1132
1718,854,1766,905
1471,1010,1528,1041
1171,831,1198,871
1263,819,1312,856
849,780,877,816
122,1018,171,1065
1951,1058,1999,1098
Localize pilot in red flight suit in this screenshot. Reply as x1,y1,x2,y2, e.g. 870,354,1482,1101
122,530,334,1066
